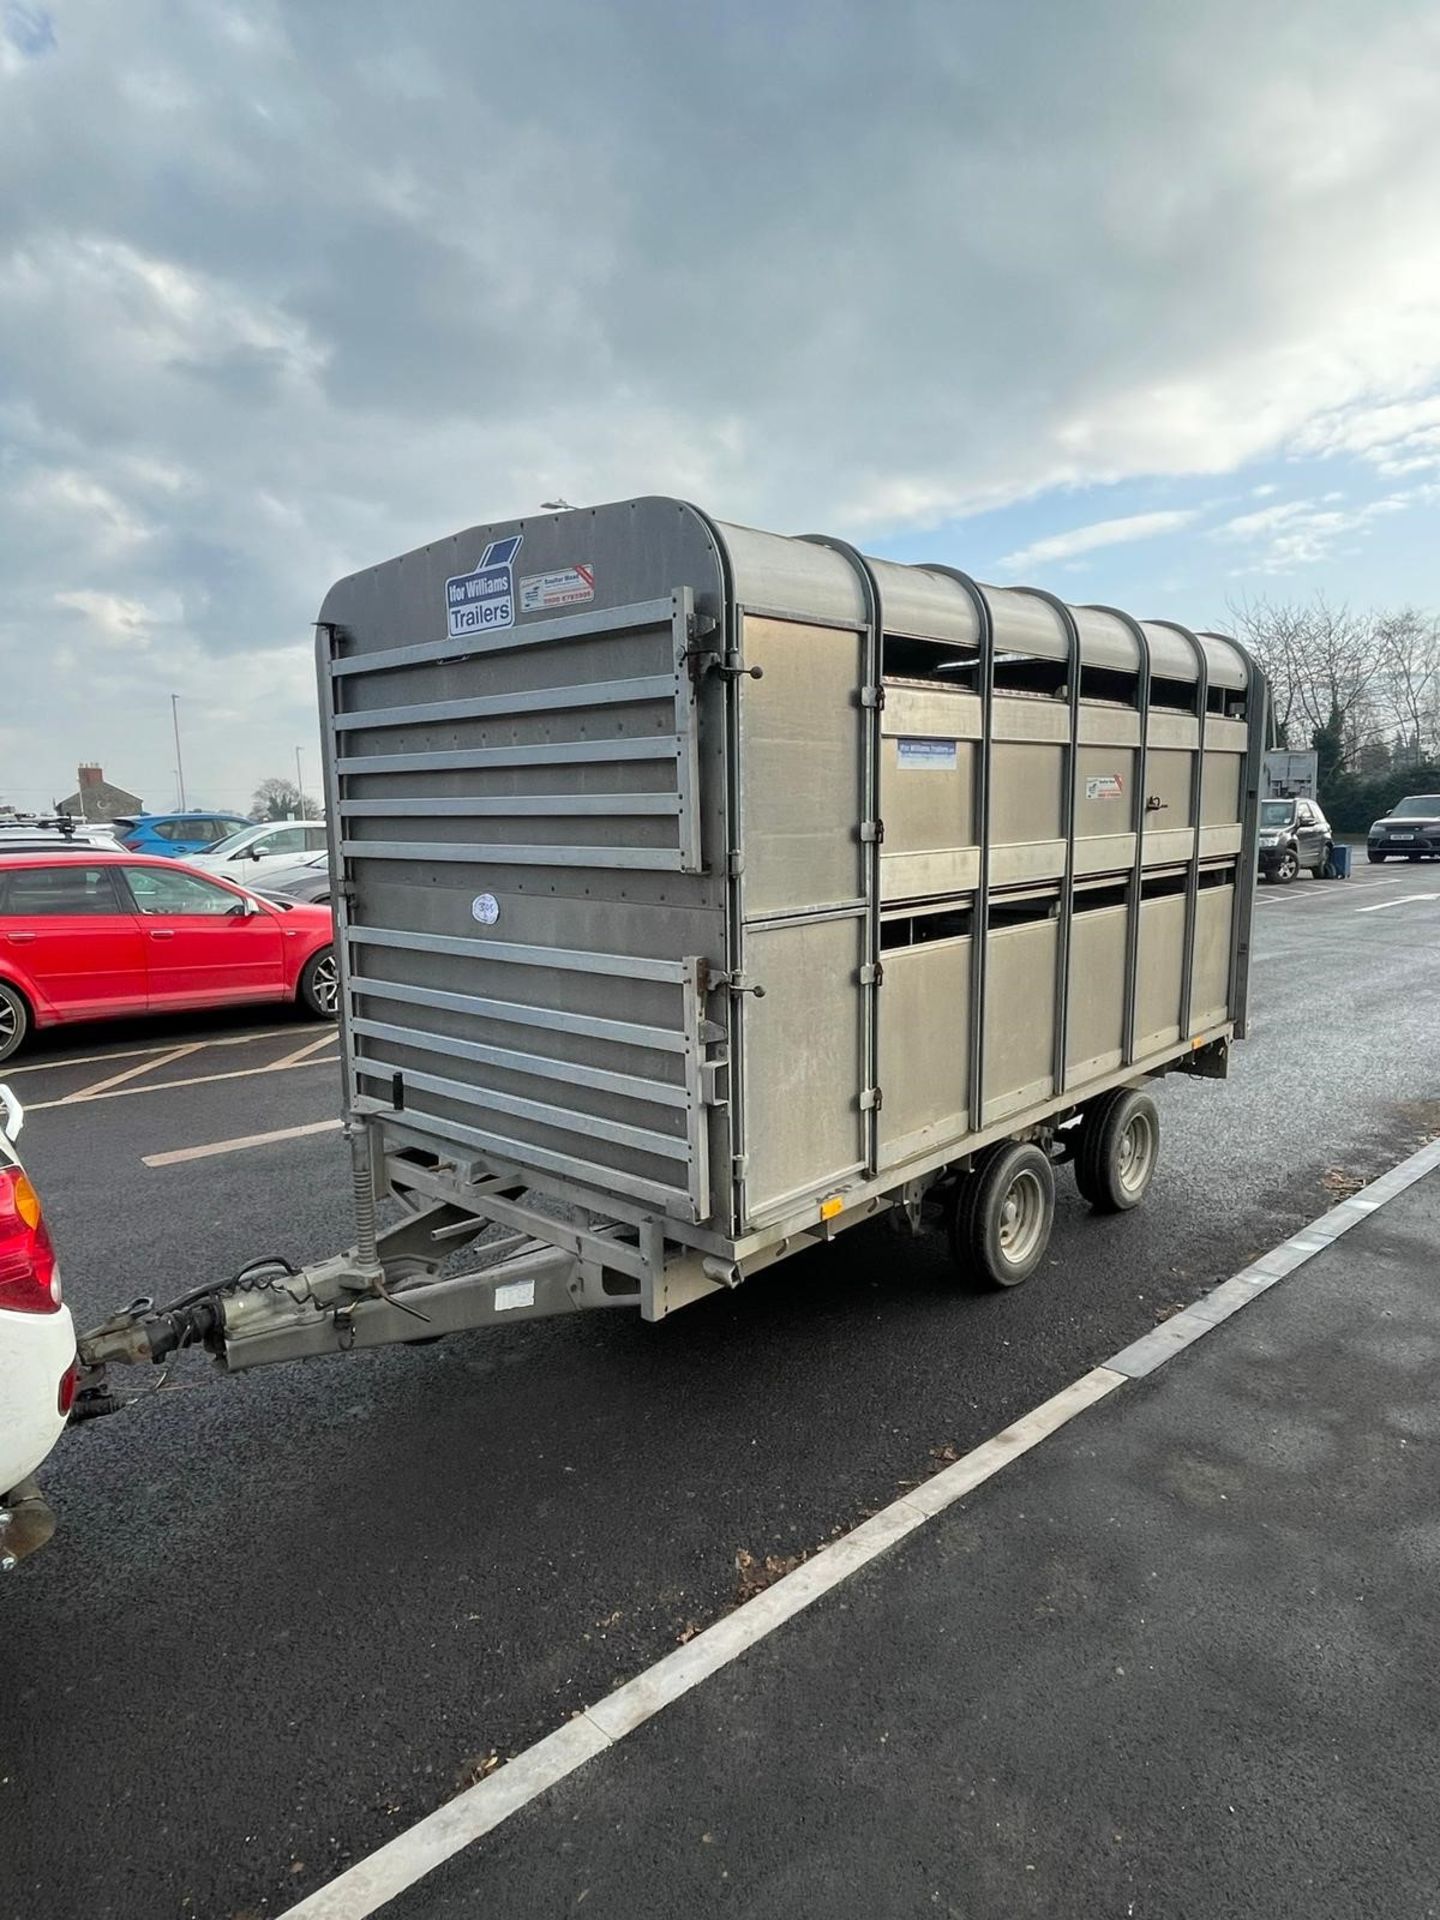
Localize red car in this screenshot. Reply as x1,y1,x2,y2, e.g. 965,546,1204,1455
0,852,338,1063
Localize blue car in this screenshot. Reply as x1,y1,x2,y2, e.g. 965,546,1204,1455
114,811,251,858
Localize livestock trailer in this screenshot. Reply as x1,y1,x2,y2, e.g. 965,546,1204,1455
80,499,1266,1377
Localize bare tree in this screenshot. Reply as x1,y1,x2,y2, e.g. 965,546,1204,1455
1227,594,1384,765
1373,607,1440,767
251,776,321,821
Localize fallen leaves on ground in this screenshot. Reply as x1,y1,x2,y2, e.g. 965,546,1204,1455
1322,1166,1366,1198
733,1547,802,1604
454,1749,501,1792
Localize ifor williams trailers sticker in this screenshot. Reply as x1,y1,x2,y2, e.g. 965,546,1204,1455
445,534,522,639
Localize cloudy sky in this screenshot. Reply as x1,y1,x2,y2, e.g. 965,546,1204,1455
2,0,1438,814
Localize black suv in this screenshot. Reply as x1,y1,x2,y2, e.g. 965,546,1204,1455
1367,794,1440,863
1258,797,1334,882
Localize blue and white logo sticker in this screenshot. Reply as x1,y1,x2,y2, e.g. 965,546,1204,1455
445,534,523,640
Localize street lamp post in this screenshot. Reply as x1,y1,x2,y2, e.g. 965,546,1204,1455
171,694,187,810
295,745,304,812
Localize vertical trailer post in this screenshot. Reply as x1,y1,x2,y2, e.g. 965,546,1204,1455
800,536,884,1173
1149,621,1209,1041
1086,606,1152,1068
1010,588,1082,1096
1208,632,1267,1040
923,568,994,1132
315,619,362,1122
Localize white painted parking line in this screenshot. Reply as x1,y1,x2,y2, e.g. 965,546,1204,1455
1356,893,1440,913
1254,878,1423,907
143,1117,343,1167
25,1049,339,1112
280,1369,1124,1920
277,1128,1440,1920
3,1025,324,1076
265,1032,343,1071
54,1043,207,1105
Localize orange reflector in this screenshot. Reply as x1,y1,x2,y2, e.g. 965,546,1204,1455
13,1173,42,1231
820,1195,844,1221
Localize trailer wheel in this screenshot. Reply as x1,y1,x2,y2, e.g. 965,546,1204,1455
949,1142,1055,1289
1075,1088,1159,1213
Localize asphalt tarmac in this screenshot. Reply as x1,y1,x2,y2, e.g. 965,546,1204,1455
1,865,1437,1919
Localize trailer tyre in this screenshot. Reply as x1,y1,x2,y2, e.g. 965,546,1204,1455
1075,1088,1159,1213
949,1142,1055,1290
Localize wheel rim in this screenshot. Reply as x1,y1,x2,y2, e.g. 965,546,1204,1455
0,997,17,1053
997,1168,1048,1267
1279,852,1298,879
1117,1109,1156,1198
311,953,339,1015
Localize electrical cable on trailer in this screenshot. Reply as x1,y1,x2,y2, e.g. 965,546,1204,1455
70,1254,327,1423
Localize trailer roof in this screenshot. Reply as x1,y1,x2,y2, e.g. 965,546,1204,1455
317,497,1250,692
714,513,1248,689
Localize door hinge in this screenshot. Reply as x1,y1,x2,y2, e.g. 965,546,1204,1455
732,1153,750,1180
681,613,722,685
859,819,885,845
859,684,886,710
859,961,885,987
725,848,746,877
860,1086,884,1112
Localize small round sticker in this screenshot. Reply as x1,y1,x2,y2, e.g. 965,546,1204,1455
471,892,500,926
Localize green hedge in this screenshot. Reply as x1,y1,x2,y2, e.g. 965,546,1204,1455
1322,765,1440,833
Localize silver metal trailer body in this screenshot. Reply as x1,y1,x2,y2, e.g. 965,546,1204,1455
180,495,1261,1365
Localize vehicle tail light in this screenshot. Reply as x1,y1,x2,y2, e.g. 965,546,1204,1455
0,1167,61,1314
57,1362,77,1416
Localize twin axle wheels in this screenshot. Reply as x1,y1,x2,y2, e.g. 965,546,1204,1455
946,1088,1159,1290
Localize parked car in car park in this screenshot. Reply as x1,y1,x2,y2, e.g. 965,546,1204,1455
253,850,333,905
187,818,329,882
115,812,251,858
1367,793,1440,862
0,823,119,853
0,1084,74,1569
1258,795,1335,882
0,852,338,1063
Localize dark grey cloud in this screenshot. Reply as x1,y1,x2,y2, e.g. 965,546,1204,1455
1,0,1438,807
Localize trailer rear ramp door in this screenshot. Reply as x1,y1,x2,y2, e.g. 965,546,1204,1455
319,504,732,1227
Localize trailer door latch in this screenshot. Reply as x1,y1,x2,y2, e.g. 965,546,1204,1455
710,651,763,681
724,973,766,1000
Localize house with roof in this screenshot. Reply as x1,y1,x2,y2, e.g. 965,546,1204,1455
56,763,144,822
